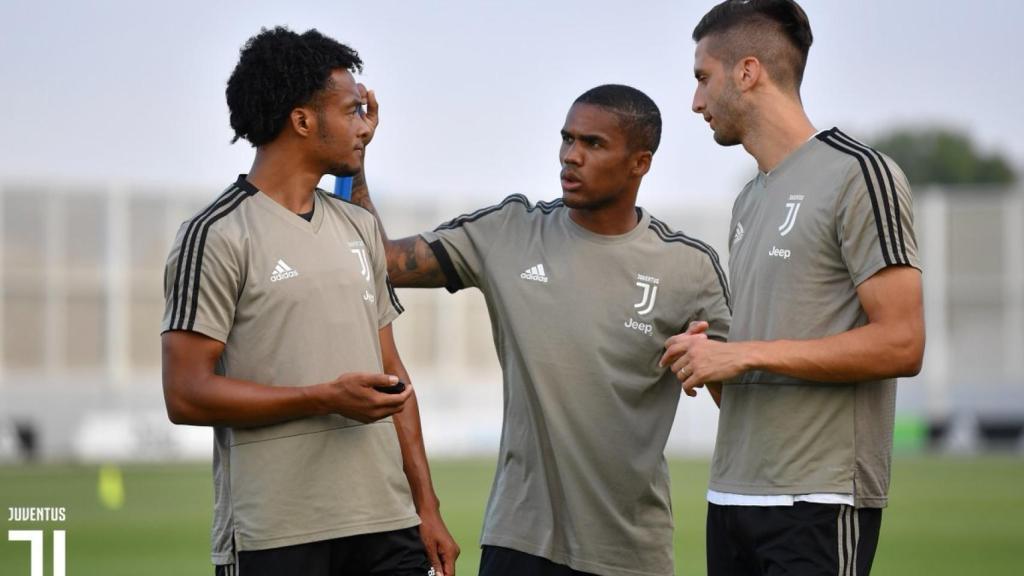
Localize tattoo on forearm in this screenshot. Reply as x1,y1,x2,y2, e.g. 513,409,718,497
389,238,446,288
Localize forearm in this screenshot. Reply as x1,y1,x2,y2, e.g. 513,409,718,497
387,363,441,513
349,168,388,238
350,167,446,288
742,321,924,383
163,373,325,428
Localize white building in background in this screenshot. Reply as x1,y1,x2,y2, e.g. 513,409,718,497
0,181,1022,461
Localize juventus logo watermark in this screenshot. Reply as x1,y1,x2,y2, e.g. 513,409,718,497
778,194,804,237
633,274,660,316
8,507,68,576
350,248,370,282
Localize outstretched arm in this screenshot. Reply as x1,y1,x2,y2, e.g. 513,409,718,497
662,266,924,395
348,86,447,288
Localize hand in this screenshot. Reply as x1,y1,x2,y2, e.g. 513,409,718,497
419,508,460,576
357,83,379,146
317,372,412,423
658,321,709,375
661,335,749,398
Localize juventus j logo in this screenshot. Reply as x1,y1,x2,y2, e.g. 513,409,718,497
350,248,370,282
633,274,660,316
778,194,804,237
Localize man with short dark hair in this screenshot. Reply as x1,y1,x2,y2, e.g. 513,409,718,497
662,1,925,574
351,84,732,576
161,27,457,576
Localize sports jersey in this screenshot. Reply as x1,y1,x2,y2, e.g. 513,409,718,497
162,176,417,563
711,128,921,508
421,195,731,576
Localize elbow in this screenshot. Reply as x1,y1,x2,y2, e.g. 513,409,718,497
895,332,925,378
162,378,205,426
164,395,197,425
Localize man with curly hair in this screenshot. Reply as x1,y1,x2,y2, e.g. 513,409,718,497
160,27,458,576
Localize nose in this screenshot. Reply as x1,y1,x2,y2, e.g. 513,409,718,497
561,142,582,166
356,114,372,139
691,88,704,115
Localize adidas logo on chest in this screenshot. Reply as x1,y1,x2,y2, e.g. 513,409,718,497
520,263,549,283
270,259,299,282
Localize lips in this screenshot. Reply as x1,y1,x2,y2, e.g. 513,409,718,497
560,171,582,191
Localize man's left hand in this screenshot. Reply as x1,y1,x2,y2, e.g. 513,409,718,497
418,508,460,576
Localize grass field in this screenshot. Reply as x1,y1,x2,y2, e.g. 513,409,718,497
2,456,1022,575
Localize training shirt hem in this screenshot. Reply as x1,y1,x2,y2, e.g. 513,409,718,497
160,321,229,343
482,534,672,576
236,514,420,552
709,480,853,497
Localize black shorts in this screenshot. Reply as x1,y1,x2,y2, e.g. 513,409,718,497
707,502,882,576
214,526,433,576
478,546,596,576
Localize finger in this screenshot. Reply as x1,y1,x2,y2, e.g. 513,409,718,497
686,320,710,335
424,541,443,576
361,373,400,388
366,89,379,121
670,353,692,375
375,382,414,410
443,545,457,576
682,374,705,396
659,339,690,367
356,82,368,99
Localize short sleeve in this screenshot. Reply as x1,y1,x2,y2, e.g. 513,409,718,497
690,250,732,343
419,195,526,293
367,218,403,328
837,155,921,286
161,222,241,342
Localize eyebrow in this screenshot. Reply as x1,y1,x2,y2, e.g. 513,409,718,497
561,129,608,144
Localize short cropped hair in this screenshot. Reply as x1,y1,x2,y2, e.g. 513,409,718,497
226,27,363,146
574,84,662,154
692,0,813,92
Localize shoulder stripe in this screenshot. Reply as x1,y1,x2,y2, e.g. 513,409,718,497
434,194,530,231
434,195,563,231
816,129,901,266
169,185,245,330
830,129,907,265
648,217,732,313
171,185,256,330
385,277,404,314
534,198,565,213
185,190,256,330
834,129,910,264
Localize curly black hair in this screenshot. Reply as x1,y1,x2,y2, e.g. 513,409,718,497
226,27,363,147
574,84,662,154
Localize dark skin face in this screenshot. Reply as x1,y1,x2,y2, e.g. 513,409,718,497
692,38,746,147
559,103,649,212
309,69,371,177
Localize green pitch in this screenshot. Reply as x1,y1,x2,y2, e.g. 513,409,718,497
2,456,1022,575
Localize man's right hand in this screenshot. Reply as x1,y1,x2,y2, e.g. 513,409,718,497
357,83,379,146
316,372,413,423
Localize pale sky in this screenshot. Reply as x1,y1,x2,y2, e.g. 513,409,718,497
0,0,1020,209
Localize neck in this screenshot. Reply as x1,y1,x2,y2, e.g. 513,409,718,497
741,93,816,173
246,145,322,213
568,191,640,236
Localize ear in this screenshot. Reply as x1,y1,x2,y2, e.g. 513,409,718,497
630,150,653,178
734,56,762,92
289,107,315,138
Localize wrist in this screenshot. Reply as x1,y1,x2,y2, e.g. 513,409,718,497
303,384,329,416
735,341,760,373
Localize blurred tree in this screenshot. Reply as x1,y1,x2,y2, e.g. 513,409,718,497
872,127,1017,188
